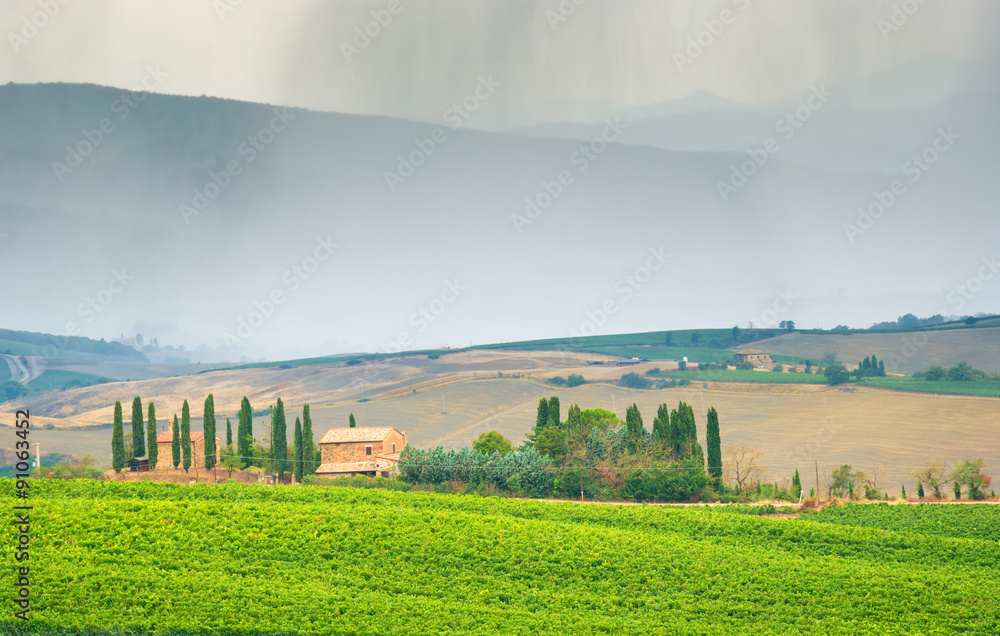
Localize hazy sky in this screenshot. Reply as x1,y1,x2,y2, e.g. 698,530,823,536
3,0,997,121
2,1,998,359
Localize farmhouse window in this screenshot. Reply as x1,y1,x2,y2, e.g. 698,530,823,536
366,446,372,456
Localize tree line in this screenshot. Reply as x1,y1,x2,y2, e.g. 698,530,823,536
110,395,322,482
396,396,724,502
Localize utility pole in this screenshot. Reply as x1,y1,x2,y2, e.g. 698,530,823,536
815,458,820,502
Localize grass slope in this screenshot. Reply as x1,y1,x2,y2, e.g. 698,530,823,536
4,481,999,635
26,370,115,393
859,378,1000,398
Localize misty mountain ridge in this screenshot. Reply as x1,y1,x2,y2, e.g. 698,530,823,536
0,72,996,358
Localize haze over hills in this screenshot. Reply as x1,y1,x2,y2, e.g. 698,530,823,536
1,64,997,360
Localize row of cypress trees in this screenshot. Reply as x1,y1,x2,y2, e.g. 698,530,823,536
110,394,320,481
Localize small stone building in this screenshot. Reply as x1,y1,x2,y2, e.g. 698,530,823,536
732,349,774,368
155,431,221,467
316,426,407,478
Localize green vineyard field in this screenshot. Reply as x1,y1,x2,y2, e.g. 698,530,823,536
3,481,999,635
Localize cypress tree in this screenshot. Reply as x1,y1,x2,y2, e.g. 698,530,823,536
625,403,643,453
111,401,125,472
547,396,560,429
226,416,233,447
131,396,145,458
668,409,684,457
294,416,304,483
755,480,762,497
238,397,253,469
147,402,158,469
303,404,316,475
791,468,801,499
878,360,885,376
172,414,180,469
954,482,961,499
204,394,217,470
535,398,549,431
901,483,907,499
651,403,670,448
181,400,192,473
349,413,356,428
272,398,288,480
706,407,722,484
917,482,925,498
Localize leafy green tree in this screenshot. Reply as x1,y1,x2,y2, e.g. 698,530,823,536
534,426,565,461
547,396,560,429
238,397,253,469
951,457,992,500
473,431,513,456
913,461,949,498
204,394,217,470
293,416,304,483
566,374,585,387
146,402,158,469
829,464,855,498
925,365,946,381
947,361,975,381
272,398,288,480
181,400,192,473
349,413,356,428
620,372,653,389
171,414,180,469
111,401,125,472
221,447,242,477
706,407,722,485
824,363,849,386
130,396,145,458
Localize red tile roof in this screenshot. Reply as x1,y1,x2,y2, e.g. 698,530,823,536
319,426,402,444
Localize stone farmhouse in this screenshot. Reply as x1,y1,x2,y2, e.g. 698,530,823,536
155,431,221,467
732,349,775,369
316,426,407,478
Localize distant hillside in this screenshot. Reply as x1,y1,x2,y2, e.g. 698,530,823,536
739,326,1000,375
0,328,147,362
